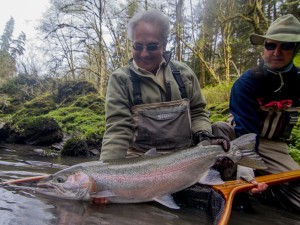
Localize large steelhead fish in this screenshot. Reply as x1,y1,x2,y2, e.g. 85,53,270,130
36,133,267,209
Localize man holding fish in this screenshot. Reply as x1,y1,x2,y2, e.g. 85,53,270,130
99,9,267,199
100,9,229,161
34,9,269,216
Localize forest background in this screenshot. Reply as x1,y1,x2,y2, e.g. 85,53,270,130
0,0,299,163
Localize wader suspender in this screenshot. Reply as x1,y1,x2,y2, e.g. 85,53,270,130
130,71,143,105
130,61,188,105
169,61,188,99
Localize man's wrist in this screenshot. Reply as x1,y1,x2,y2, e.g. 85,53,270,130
193,130,213,144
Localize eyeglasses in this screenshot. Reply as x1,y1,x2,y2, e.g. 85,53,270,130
264,42,295,51
132,43,161,52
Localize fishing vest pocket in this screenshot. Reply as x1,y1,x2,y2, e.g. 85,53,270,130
131,98,192,151
259,106,299,141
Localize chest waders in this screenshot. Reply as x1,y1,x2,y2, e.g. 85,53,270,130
130,61,193,151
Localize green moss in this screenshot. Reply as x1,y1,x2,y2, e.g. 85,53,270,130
13,116,60,132
202,82,233,105
207,102,230,123
12,94,57,119
8,116,63,145
56,81,98,104
61,136,89,156
0,95,25,114
71,94,105,114
47,106,105,137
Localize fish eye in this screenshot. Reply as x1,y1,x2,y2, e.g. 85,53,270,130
56,177,65,183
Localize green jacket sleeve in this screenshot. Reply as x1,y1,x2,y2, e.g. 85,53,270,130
100,68,134,161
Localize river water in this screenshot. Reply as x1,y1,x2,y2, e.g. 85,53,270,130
0,143,299,225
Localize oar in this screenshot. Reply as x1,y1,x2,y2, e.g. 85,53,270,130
213,169,300,225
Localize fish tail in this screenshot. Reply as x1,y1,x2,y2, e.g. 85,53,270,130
231,133,267,170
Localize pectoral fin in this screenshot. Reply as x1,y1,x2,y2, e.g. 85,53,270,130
198,169,224,185
154,194,180,209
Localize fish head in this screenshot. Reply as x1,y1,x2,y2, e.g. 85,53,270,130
36,167,95,200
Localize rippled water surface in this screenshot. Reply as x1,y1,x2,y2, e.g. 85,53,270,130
0,143,299,225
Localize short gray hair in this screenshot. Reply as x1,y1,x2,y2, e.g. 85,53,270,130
127,9,170,46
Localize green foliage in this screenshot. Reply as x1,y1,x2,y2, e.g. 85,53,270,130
202,82,232,123
207,102,230,123
294,53,300,67
289,122,300,150
202,82,233,105
289,148,300,165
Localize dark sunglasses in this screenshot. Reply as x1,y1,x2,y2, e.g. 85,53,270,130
132,43,161,52
264,42,295,51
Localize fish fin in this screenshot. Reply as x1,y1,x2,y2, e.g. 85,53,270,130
198,169,224,185
90,190,116,198
154,194,180,209
145,148,160,157
230,133,267,170
230,133,256,150
238,149,267,170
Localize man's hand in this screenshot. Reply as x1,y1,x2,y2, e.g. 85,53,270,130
249,180,268,194
194,131,230,151
237,165,268,194
92,198,110,204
